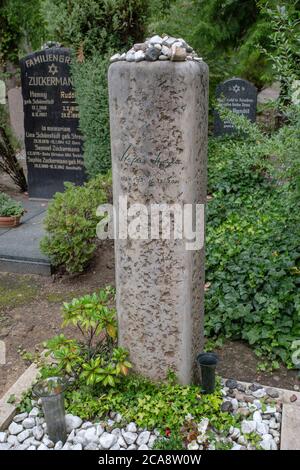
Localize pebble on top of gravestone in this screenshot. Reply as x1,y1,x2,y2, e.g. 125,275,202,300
214,77,257,136
20,43,85,199
108,35,208,384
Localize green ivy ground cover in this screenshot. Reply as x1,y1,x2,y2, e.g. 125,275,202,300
205,115,300,369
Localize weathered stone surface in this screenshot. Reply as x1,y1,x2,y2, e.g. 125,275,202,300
108,60,208,384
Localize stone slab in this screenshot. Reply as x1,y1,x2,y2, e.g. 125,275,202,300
0,363,39,431
0,199,51,275
109,60,208,384
280,404,300,450
8,87,24,144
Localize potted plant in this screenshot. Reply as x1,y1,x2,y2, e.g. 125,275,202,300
0,192,25,227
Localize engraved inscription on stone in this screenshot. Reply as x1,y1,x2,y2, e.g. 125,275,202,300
214,77,257,136
20,47,85,198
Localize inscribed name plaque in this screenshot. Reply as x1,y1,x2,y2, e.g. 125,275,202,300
214,77,257,136
20,47,85,199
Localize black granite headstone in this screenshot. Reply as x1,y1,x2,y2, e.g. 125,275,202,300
20,47,85,199
214,77,257,136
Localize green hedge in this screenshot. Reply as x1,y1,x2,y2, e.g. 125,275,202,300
71,54,111,177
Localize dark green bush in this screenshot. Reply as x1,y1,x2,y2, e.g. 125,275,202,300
42,0,149,57
71,54,111,177
42,0,150,177
40,173,111,274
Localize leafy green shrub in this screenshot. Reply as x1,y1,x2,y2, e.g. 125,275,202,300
40,173,111,274
41,287,132,388
71,54,111,176
0,192,24,216
205,107,300,368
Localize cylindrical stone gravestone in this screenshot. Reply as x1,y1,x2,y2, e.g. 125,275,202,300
108,60,208,384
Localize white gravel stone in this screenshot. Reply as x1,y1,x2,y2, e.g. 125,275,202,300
37,443,49,450
16,443,30,450
42,436,54,448
9,422,23,435
126,52,135,62
241,420,256,434
23,417,35,429
256,422,269,435
253,400,262,410
96,425,105,437
127,444,137,450
137,431,150,446
0,432,7,443
149,35,163,45
0,443,12,450
32,425,44,441
231,443,242,450
67,429,75,442
126,422,137,433
110,53,121,63
62,442,72,450
13,412,28,423
29,407,40,418
231,399,239,411
138,444,149,450
71,443,82,450
65,414,82,433
27,445,37,450
115,413,122,423
118,435,127,448
84,442,99,450
54,440,63,450
85,427,98,443
148,435,157,448
252,389,266,398
99,432,117,450
17,430,31,443
123,431,138,445
111,443,120,450
134,50,145,61
253,410,262,423
81,421,93,430
7,435,19,445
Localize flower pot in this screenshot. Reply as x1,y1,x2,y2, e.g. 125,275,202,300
197,352,219,394
33,377,68,443
0,215,21,227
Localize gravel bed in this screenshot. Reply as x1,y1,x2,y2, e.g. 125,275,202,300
0,380,285,450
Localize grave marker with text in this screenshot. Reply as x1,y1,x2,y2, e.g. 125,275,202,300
214,77,257,136
20,47,85,199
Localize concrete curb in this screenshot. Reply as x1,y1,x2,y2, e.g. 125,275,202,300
0,362,39,431
280,404,300,450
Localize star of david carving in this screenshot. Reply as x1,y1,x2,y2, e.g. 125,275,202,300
48,63,58,76
232,84,240,94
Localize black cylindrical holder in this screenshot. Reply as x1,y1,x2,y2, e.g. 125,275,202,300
197,352,219,394
33,377,68,443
